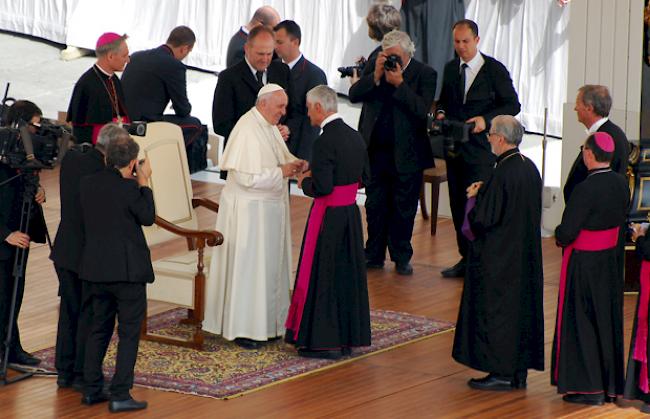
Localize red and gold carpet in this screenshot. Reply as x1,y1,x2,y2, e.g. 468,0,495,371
34,308,454,399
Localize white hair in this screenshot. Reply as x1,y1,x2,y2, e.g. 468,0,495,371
491,115,524,146
381,30,415,57
96,123,129,148
306,85,338,113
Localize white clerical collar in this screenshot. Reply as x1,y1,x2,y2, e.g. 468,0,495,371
95,63,113,77
460,51,484,71
241,26,250,35
320,113,341,129
587,117,609,134
285,53,303,70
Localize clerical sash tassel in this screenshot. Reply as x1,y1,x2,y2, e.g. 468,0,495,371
553,227,619,382
285,183,359,340
634,260,650,393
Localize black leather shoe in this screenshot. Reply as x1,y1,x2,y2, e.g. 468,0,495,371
108,398,148,413
641,402,650,413
467,374,515,391
366,261,384,269
562,393,605,406
341,347,352,356
9,350,41,366
441,259,466,278
234,338,263,350
297,348,342,360
81,391,110,405
396,263,413,276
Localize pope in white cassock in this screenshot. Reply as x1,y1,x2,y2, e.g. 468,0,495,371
203,84,306,349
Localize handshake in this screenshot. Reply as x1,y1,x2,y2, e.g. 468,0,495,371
281,159,309,178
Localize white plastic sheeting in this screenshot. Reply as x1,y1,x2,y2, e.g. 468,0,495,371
0,0,568,135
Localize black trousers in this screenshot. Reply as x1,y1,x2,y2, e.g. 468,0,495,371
364,150,422,265
159,114,208,174
83,281,146,401
445,154,493,258
54,266,92,379
0,252,25,356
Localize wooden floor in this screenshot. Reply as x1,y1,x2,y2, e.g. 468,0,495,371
1,169,647,418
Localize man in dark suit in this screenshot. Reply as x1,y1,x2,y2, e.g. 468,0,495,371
563,84,630,202
436,19,521,278
121,26,208,173
225,5,281,68
0,100,46,368
213,25,292,179
79,128,154,413
50,124,110,390
349,30,436,276
273,20,327,162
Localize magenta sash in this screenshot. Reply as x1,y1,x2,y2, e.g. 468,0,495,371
634,260,650,393
553,227,619,382
285,183,359,339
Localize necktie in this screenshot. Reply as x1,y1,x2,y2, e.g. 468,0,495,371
256,71,264,86
459,63,468,103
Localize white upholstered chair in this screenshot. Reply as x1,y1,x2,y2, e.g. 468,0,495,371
132,122,222,350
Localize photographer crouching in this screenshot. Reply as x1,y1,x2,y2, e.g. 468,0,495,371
435,19,521,279
349,30,436,276
78,127,154,413
0,100,47,368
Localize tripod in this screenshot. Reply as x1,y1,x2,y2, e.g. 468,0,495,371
0,169,39,385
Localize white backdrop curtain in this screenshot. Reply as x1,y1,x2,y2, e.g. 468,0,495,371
0,0,568,136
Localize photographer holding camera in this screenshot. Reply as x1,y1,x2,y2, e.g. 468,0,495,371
436,19,520,279
349,30,436,276
50,123,112,390
0,100,47,368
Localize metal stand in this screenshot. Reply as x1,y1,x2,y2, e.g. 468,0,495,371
0,170,38,386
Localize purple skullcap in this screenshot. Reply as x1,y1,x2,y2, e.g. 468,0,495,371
96,32,123,49
593,132,615,153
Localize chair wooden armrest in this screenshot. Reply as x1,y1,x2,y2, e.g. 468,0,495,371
154,215,223,247
142,215,223,350
192,198,219,213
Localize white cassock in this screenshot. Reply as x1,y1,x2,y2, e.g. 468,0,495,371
203,106,297,341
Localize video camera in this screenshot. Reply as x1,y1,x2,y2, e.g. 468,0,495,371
427,114,475,155
0,83,70,170
338,57,367,78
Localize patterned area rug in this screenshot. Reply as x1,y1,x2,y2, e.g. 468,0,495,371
34,308,454,399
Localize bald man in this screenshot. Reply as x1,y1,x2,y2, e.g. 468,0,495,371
204,84,306,350
226,5,281,67
213,25,291,179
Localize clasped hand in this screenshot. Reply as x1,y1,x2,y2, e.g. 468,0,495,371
281,160,309,178
466,181,483,198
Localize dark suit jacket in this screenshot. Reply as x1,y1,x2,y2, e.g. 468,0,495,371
0,164,46,261
225,28,248,68
437,54,520,165
79,168,155,283
50,146,105,272
348,56,437,173
212,59,291,149
563,119,631,202
285,55,327,161
302,118,369,197
121,45,192,121
0,163,19,261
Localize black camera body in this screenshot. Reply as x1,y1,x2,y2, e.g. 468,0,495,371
427,114,475,156
125,121,147,137
0,121,69,170
383,54,402,71
338,57,367,78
